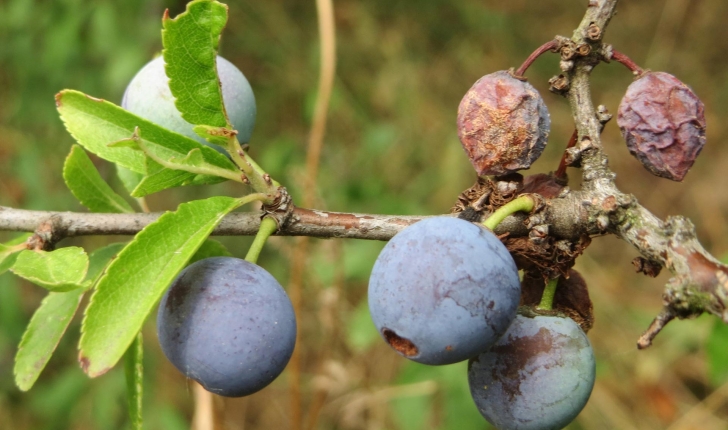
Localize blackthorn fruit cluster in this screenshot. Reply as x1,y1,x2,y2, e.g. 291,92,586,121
122,55,257,147
157,257,296,397
367,217,521,365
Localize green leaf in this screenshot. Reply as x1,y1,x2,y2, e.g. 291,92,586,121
85,242,128,283
107,128,241,193
56,90,237,196
193,125,233,147
14,288,85,391
188,239,233,266
63,145,135,213
11,247,89,292
79,196,244,377
0,233,31,275
124,332,143,430
131,157,227,198
162,0,230,128
116,165,144,195
12,242,126,391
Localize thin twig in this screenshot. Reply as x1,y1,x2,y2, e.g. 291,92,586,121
288,0,337,427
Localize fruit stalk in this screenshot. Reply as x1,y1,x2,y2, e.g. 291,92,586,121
515,39,559,77
537,278,559,311
483,195,536,231
245,217,278,264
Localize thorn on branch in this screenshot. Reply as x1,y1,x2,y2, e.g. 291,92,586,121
637,308,676,349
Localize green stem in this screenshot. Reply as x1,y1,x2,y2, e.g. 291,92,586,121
245,217,278,264
537,278,559,311
226,136,280,202
482,195,535,230
125,129,244,183
124,332,143,430
246,155,281,188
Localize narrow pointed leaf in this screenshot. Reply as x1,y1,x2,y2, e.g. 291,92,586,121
56,90,237,195
162,0,230,128
63,145,134,213
14,289,85,391
11,247,88,292
0,234,31,275
79,196,243,377
85,242,128,283
13,242,129,391
116,165,144,195
131,158,226,198
124,332,144,430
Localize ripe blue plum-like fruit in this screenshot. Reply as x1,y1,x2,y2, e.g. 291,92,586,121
122,55,257,147
468,313,596,430
368,217,521,365
157,257,296,397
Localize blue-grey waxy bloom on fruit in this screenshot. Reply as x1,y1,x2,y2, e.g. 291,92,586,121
122,55,257,147
468,313,596,430
157,257,296,397
368,217,521,365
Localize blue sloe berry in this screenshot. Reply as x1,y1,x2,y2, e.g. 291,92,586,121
122,55,257,148
468,313,596,430
368,217,521,365
157,257,296,397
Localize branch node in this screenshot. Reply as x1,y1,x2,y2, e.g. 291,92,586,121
549,74,570,94
632,257,663,277
596,105,613,125
586,23,602,41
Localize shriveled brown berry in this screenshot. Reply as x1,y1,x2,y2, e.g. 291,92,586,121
521,173,566,199
617,71,706,181
457,70,550,176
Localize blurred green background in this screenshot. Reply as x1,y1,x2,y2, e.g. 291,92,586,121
1,0,727,429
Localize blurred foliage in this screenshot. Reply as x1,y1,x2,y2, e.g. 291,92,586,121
1,0,728,429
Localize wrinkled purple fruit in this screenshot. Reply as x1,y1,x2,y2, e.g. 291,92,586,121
617,71,706,181
468,313,595,430
368,217,521,365
457,70,551,176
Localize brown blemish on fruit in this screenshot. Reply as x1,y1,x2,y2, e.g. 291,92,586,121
382,328,418,357
445,345,453,351
489,326,555,401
